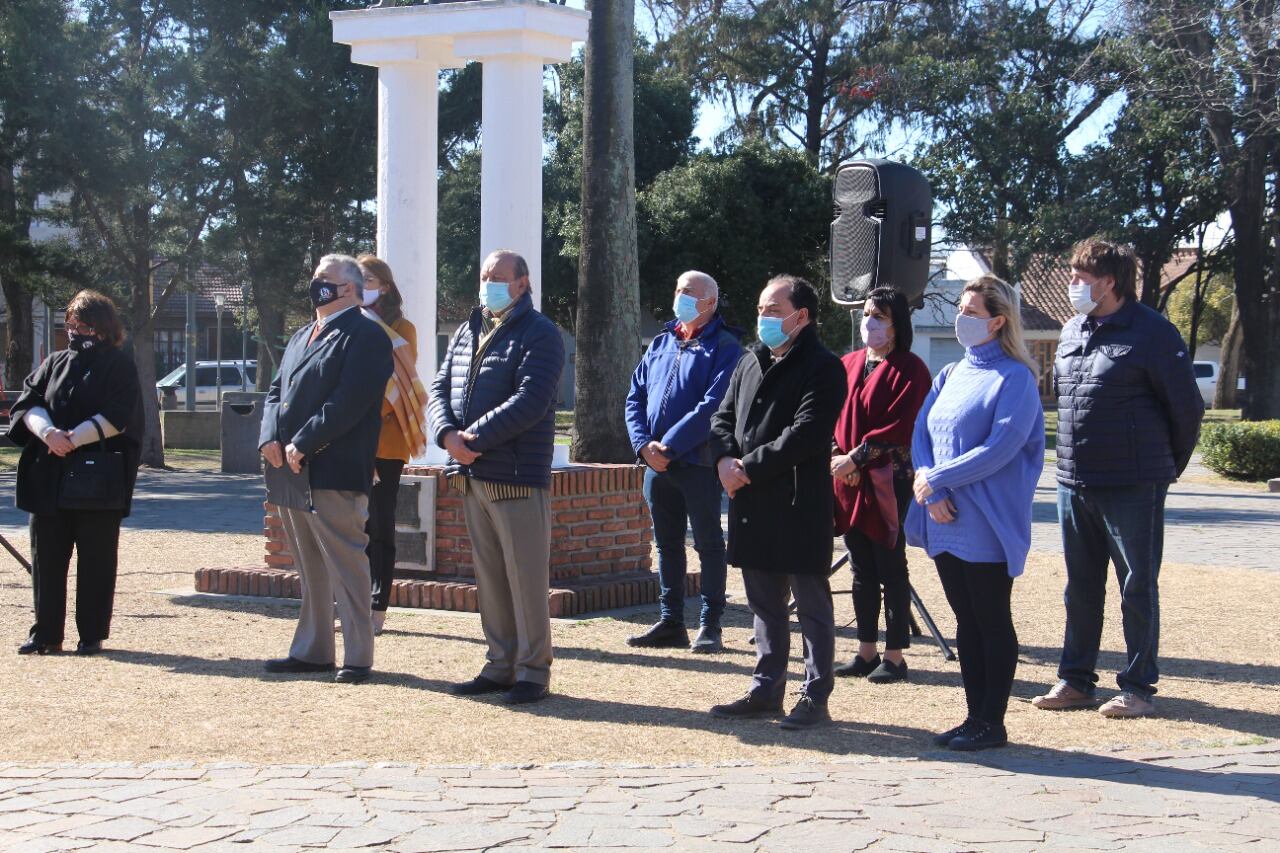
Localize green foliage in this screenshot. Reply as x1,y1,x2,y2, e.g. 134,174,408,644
1167,272,1234,348
1200,421,1280,481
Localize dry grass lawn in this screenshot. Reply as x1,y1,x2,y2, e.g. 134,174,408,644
0,529,1276,766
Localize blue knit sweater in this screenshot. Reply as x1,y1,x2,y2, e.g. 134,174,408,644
905,338,1045,577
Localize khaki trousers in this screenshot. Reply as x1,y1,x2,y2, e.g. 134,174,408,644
281,489,374,668
463,485,552,686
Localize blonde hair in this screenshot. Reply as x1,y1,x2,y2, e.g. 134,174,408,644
963,275,1038,375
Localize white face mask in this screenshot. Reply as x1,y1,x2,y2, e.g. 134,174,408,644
954,312,994,349
362,288,381,307
1068,282,1097,315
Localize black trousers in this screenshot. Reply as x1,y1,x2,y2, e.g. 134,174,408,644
741,568,836,704
366,457,405,612
844,477,913,650
29,510,123,645
934,551,1017,726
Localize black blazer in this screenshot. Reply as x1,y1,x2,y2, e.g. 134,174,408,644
259,307,393,493
7,345,144,516
709,325,847,575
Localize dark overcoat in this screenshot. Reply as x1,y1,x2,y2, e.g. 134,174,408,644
709,324,847,575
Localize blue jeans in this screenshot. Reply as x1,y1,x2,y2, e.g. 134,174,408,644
1056,482,1168,699
642,464,727,627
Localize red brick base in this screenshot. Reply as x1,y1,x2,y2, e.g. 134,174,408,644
193,565,700,618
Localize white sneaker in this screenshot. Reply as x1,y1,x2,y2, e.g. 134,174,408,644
1099,691,1155,718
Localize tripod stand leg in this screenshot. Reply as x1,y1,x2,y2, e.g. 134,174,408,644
909,583,955,661
0,531,32,575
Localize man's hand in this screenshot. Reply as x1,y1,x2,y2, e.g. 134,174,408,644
913,469,934,504
444,429,481,465
285,443,306,474
642,441,671,472
830,454,855,479
717,457,751,498
926,497,957,524
44,429,75,457
260,441,284,469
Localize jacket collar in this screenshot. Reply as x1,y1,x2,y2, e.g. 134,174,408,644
662,313,730,342
293,307,361,373
1088,298,1138,330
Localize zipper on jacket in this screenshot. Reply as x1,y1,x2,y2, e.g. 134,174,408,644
657,345,685,429
792,467,798,506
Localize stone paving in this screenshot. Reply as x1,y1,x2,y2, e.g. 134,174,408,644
0,744,1276,852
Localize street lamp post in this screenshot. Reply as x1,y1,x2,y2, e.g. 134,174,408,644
215,294,225,409
240,284,249,391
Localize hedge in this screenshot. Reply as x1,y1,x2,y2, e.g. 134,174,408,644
1199,421,1280,481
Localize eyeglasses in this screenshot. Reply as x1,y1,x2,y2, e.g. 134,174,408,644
65,321,95,336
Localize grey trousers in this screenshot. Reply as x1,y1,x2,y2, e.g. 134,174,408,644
741,568,835,704
463,485,552,686
280,489,374,669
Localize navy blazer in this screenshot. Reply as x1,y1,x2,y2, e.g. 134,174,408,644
259,307,393,493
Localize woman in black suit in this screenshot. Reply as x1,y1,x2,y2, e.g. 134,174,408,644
8,290,143,656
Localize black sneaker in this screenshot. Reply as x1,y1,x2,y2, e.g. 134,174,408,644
779,694,832,731
932,718,979,747
502,681,550,704
949,721,1008,751
709,693,784,719
834,653,881,678
867,658,908,684
690,625,722,654
627,620,689,648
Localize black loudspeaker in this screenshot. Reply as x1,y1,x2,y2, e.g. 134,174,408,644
830,159,932,307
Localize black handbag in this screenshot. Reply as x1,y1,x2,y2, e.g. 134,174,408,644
58,420,127,512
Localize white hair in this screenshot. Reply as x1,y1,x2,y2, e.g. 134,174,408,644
679,270,718,300
317,254,364,288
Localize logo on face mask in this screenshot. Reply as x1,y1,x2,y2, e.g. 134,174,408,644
954,313,994,349
758,310,799,350
68,332,96,353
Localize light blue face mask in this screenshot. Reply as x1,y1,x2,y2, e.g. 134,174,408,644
673,293,700,324
481,281,513,314
757,310,798,350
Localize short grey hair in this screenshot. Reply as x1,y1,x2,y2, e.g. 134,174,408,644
317,254,364,289
679,270,718,300
486,249,530,281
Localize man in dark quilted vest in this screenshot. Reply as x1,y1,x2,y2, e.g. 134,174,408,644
428,249,565,705
1033,238,1203,719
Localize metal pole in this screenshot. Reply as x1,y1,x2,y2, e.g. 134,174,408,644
184,290,196,411
43,302,53,360
215,304,223,409
240,284,249,391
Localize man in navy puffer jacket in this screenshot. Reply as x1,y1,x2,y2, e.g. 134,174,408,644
429,249,565,705
624,271,743,653
1033,239,1203,720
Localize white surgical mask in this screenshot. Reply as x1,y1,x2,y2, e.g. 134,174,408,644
1068,282,1097,315
860,315,892,351
362,288,381,307
954,313,994,349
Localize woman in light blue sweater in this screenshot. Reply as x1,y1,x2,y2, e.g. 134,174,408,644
906,275,1045,752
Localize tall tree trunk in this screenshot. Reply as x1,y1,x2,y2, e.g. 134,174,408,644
1214,302,1242,410
254,295,285,392
572,0,640,462
1226,149,1278,420
0,159,34,387
129,249,165,468
1138,252,1164,308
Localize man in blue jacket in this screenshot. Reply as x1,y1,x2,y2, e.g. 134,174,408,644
429,249,565,704
259,254,394,685
625,271,742,653
1034,238,1204,719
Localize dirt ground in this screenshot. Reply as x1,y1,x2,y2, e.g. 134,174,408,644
0,528,1276,766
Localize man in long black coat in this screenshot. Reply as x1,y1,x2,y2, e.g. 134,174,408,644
708,275,847,730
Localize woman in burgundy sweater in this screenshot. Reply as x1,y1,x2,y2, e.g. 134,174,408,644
831,287,932,683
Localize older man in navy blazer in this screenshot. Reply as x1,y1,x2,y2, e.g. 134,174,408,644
259,253,393,684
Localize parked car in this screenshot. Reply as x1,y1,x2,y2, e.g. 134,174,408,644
157,360,257,408
1193,361,1218,407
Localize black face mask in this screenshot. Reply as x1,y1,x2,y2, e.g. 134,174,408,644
309,278,345,308
68,332,97,353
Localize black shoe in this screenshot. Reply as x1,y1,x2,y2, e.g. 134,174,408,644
709,693,784,719
690,625,722,654
627,620,689,649
75,641,103,656
949,721,1008,751
779,694,832,731
502,681,549,704
867,658,908,684
933,718,979,747
834,653,881,678
18,640,61,656
449,675,511,696
335,666,371,684
263,656,335,674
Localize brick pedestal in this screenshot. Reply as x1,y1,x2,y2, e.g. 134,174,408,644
195,464,701,616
